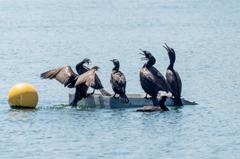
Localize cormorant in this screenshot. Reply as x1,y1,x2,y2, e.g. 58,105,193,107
139,49,169,111
40,65,88,106
110,59,129,103
163,43,183,106
76,58,111,96
40,58,93,106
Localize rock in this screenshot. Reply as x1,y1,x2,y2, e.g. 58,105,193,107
136,106,163,112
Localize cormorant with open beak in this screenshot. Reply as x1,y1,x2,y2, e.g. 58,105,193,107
163,43,183,106
139,49,169,111
76,58,111,96
110,59,129,103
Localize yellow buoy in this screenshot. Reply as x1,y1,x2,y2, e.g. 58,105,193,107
8,83,38,108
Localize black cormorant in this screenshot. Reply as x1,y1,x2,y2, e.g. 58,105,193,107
139,49,169,111
163,43,183,106
110,59,129,103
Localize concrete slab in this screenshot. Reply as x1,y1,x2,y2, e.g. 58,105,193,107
69,93,197,109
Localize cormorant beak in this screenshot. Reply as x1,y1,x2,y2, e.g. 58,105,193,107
141,57,148,61
139,49,147,56
87,60,91,65
139,53,147,60
163,43,170,52
92,66,100,71
139,49,146,55
109,60,114,62
139,49,149,60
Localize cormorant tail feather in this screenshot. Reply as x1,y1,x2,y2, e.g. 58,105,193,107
99,89,111,96
173,98,183,106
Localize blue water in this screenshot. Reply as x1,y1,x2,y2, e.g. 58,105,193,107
0,0,240,158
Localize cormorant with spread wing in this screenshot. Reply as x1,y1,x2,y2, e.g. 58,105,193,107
139,49,169,111
110,59,129,103
40,65,87,106
40,58,103,106
163,43,183,106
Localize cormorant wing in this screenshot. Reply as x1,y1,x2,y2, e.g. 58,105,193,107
76,65,90,75
111,71,126,94
149,67,169,92
166,70,182,98
111,71,126,87
92,75,104,89
40,66,77,88
74,69,96,87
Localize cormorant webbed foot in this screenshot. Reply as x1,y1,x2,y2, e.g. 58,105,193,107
90,89,95,95
144,94,150,100
69,100,77,107
159,96,169,111
113,93,119,99
173,97,183,106
144,95,156,101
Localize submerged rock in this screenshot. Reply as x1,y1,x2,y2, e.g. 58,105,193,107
136,106,163,112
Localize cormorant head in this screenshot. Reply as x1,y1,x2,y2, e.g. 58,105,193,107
82,58,91,65
92,66,100,71
139,49,156,67
139,49,152,60
163,43,176,63
110,59,120,70
110,59,119,65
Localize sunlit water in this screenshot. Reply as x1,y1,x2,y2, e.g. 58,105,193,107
0,0,240,158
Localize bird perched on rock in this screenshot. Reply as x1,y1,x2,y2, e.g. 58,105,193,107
163,43,183,106
139,49,169,111
40,66,86,106
40,58,108,106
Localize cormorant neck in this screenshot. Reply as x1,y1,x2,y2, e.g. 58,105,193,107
76,61,85,69
145,56,156,68
76,61,87,74
79,61,85,67
113,63,120,71
168,63,174,70
168,53,175,70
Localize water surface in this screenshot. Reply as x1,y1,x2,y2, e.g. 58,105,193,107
0,0,240,158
